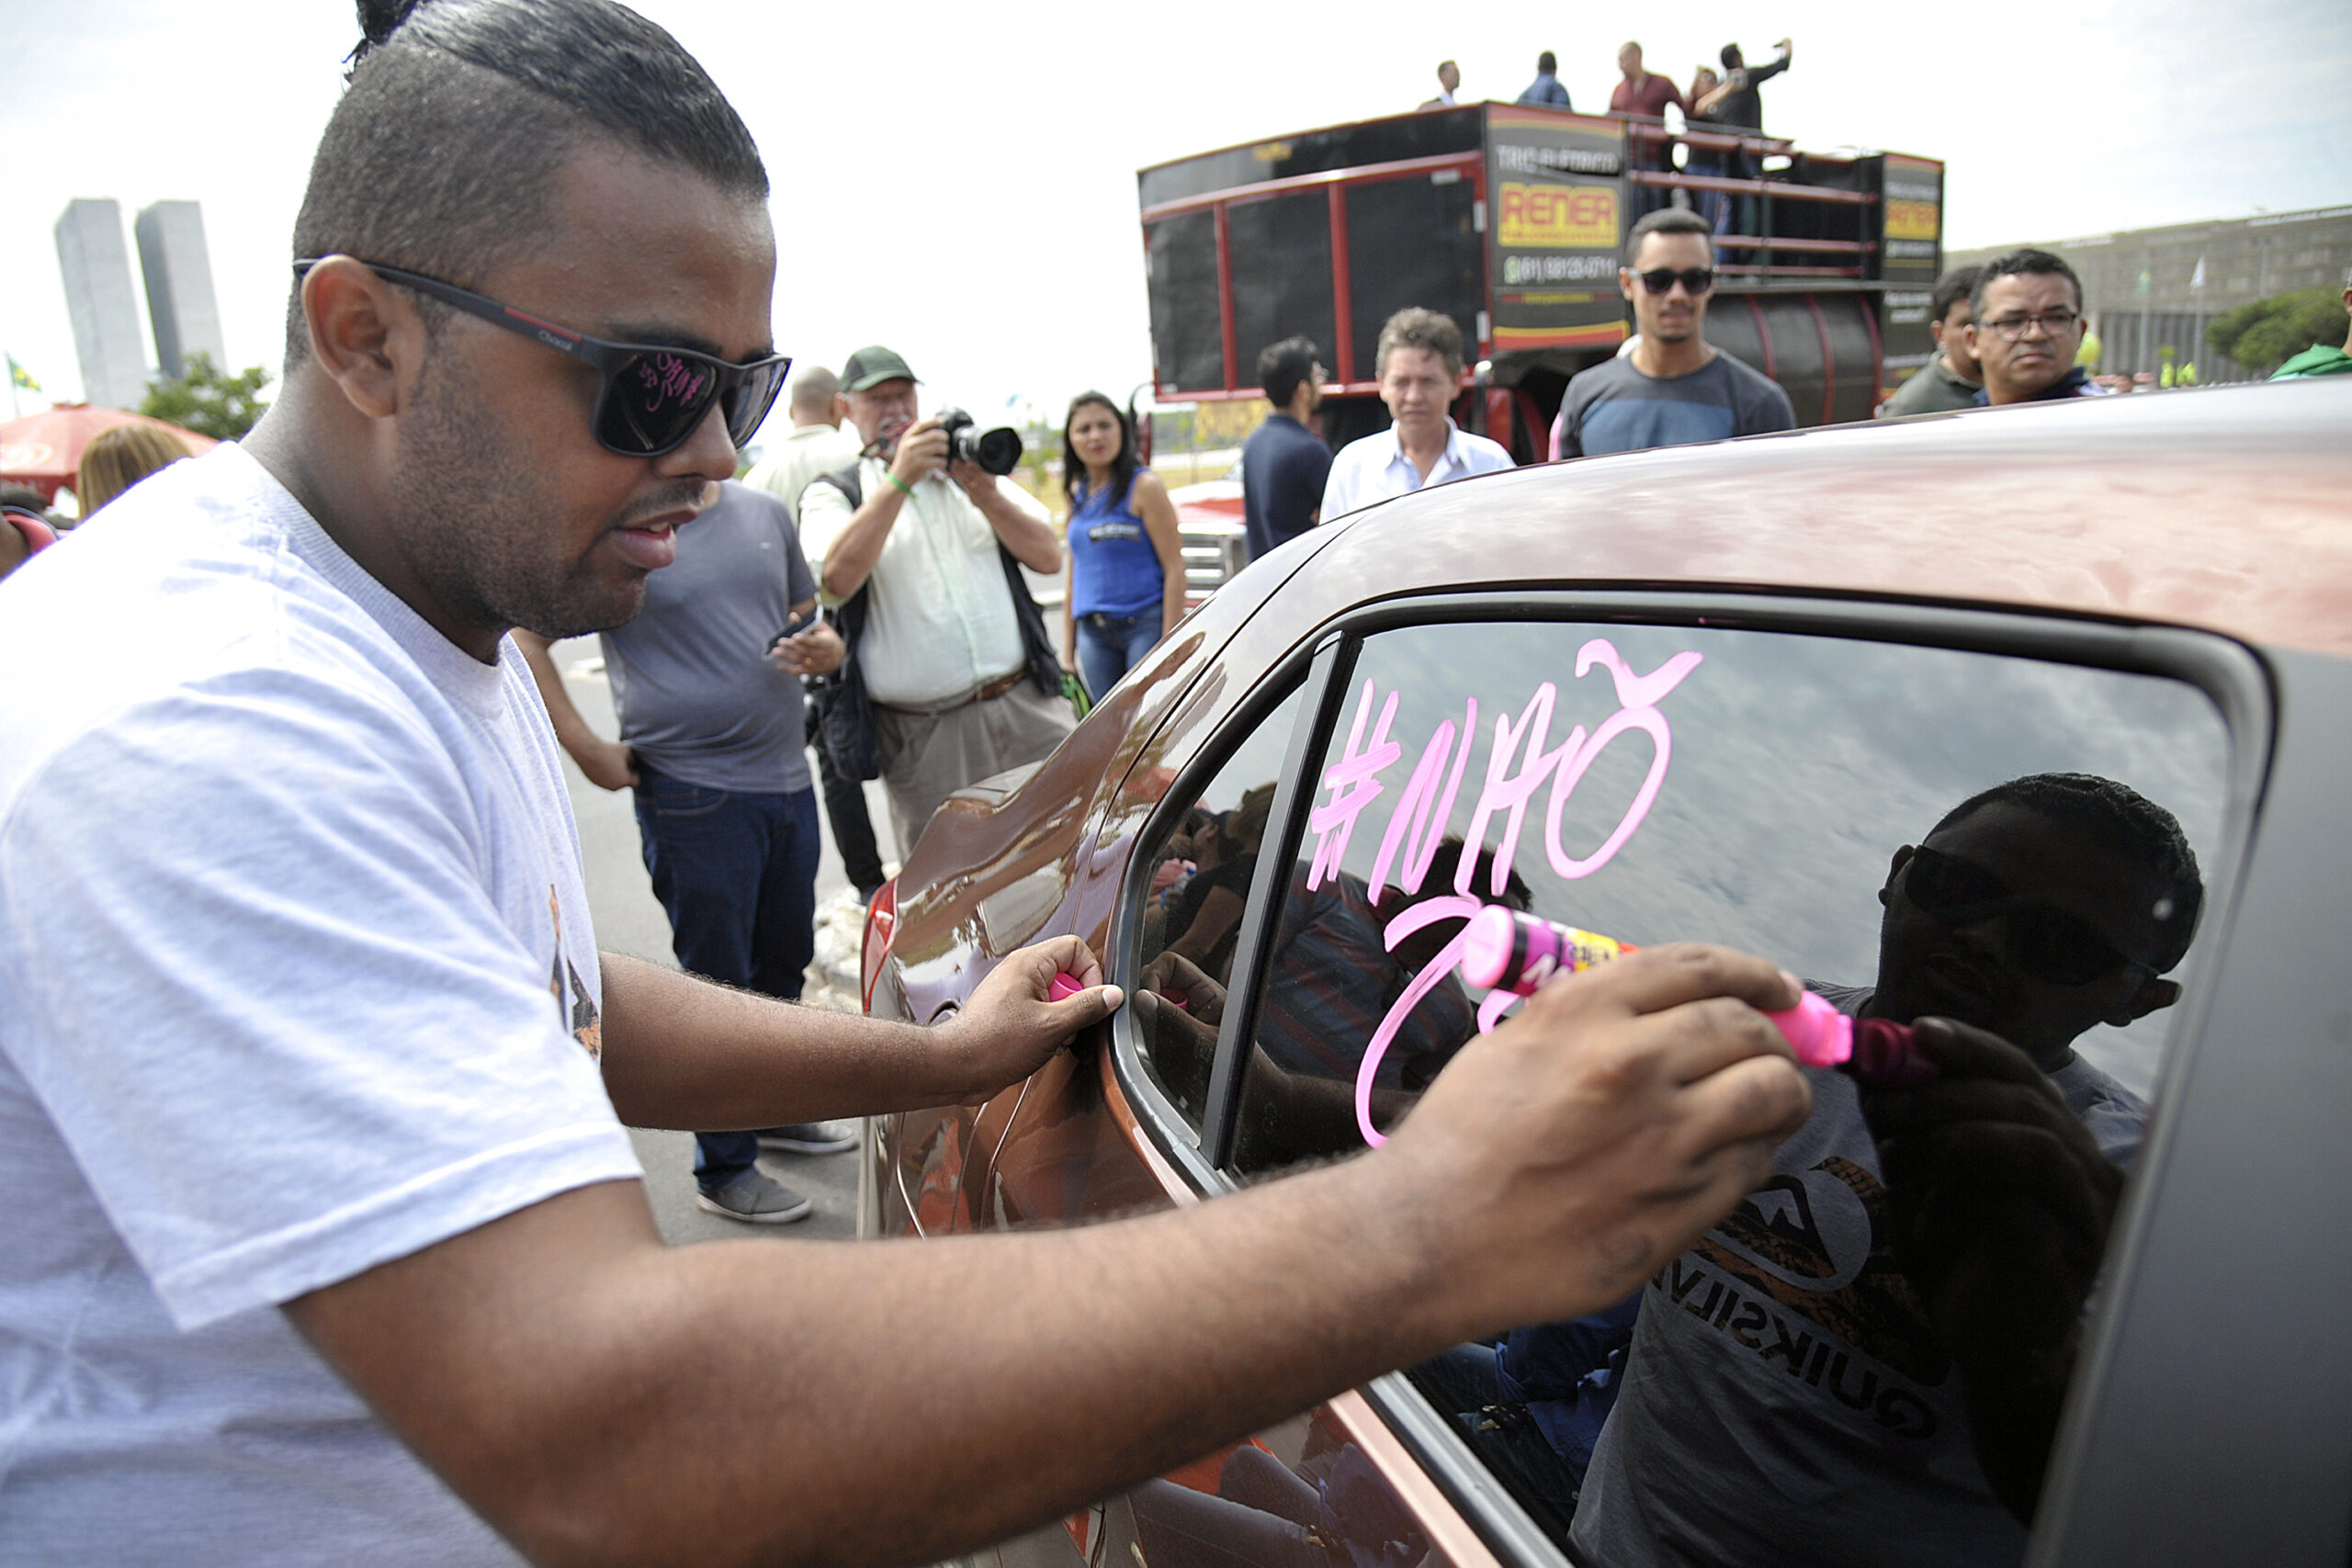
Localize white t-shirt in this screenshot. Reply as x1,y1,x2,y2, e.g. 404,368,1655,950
0,446,642,1563
1319,419,1515,521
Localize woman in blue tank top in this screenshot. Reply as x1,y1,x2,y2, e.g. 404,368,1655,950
1059,392,1186,702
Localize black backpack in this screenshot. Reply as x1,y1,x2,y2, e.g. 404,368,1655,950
802,463,1063,782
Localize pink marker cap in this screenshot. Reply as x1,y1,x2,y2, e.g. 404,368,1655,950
1047,973,1087,1002
1461,906,1520,990
1768,990,1853,1068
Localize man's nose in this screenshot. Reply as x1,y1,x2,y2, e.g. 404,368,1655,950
665,400,739,485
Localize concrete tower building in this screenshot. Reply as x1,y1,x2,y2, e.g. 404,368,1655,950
134,200,227,380
53,199,153,411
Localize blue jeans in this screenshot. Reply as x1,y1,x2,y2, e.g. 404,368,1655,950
632,768,821,1195
1076,611,1160,701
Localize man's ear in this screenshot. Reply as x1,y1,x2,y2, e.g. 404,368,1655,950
1619,266,1637,306
1962,321,1983,362
1879,844,1916,909
2109,974,2181,1027
300,256,419,423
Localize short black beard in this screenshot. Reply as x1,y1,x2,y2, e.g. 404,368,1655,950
384,349,650,647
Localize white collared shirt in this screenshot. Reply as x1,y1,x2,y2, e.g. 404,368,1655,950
741,421,863,526
798,458,1050,708
1320,419,1515,521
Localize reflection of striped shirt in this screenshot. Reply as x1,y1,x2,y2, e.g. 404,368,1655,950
1254,866,1476,1087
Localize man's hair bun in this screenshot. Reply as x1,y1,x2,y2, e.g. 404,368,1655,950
350,0,428,70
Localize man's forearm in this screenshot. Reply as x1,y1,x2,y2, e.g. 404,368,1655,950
299,1153,1451,1568
293,945,1813,1568
597,952,994,1127
977,483,1063,575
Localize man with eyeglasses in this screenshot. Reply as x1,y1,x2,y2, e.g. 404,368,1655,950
0,2,1826,1562
1965,248,2109,406
1550,208,1795,459
1573,772,2200,1568
797,345,1072,859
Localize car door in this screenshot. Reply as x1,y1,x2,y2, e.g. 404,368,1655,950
1200,596,2259,1567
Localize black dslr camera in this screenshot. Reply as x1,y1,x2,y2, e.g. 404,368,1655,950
934,408,1023,477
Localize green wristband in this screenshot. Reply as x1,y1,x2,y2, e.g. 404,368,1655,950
888,471,916,499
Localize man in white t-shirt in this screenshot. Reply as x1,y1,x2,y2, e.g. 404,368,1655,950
0,4,1816,1563
1320,307,1515,521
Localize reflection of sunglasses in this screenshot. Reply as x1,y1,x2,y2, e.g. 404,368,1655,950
1904,845,2147,987
294,259,791,458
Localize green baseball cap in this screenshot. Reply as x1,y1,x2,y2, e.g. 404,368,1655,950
842,345,919,391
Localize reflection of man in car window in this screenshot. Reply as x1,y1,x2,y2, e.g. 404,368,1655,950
1165,784,1276,980
1233,840,1530,1167
1572,773,2203,1568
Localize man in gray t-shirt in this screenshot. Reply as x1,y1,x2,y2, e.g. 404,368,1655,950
519,481,848,1223
1549,208,1796,460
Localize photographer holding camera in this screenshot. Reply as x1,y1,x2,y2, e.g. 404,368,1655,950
799,346,1074,858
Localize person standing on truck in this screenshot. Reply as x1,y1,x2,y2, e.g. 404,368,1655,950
1703,39,1791,237
1709,39,1792,134
1517,51,1572,108
1241,336,1331,562
1879,265,1984,416
1421,59,1461,107
1321,309,1513,520
1551,209,1795,459
1609,42,1683,185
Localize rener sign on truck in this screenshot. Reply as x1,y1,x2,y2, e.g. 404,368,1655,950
1487,109,1630,354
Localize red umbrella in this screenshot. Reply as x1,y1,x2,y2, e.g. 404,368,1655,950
0,404,217,503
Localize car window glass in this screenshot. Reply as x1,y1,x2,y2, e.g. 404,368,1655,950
1128,682,1304,1130
1224,618,2231,1563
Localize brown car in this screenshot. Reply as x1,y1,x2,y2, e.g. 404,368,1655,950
861,380,2352,1568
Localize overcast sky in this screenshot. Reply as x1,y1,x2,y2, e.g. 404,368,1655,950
4,0,2345,426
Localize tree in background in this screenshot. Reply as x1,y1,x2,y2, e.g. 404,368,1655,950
2207,288,2346,376
139,353,272,441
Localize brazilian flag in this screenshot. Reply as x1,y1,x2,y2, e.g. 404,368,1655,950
6,355,37,393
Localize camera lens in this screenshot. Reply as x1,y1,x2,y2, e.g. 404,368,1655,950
968,426,1023,476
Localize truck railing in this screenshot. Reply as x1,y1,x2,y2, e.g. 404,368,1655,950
1619,113,1878,282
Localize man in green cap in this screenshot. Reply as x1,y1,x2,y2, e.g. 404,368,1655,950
798,346,1072,856
2270,280,2352,379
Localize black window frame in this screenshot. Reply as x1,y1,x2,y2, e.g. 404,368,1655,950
1104,585,2272,1568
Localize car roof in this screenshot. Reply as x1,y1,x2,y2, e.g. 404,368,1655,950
1303,379,2352,657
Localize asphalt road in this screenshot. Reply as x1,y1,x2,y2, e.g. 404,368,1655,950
543,637,903,1247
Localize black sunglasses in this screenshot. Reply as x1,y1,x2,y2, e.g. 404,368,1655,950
1634,266,1716,296
293,259,790,458
1903,845,2149,987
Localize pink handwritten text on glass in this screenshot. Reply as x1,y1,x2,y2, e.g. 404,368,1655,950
1298,638,1703,1145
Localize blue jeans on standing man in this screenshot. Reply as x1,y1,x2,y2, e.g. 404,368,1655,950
632,766,821,1196
1075,610,1160,703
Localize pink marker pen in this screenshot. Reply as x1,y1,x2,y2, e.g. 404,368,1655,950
1458,908,1936,1087
1047,973,1088,1002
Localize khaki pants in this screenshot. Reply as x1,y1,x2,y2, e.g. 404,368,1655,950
872,678,1076,860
